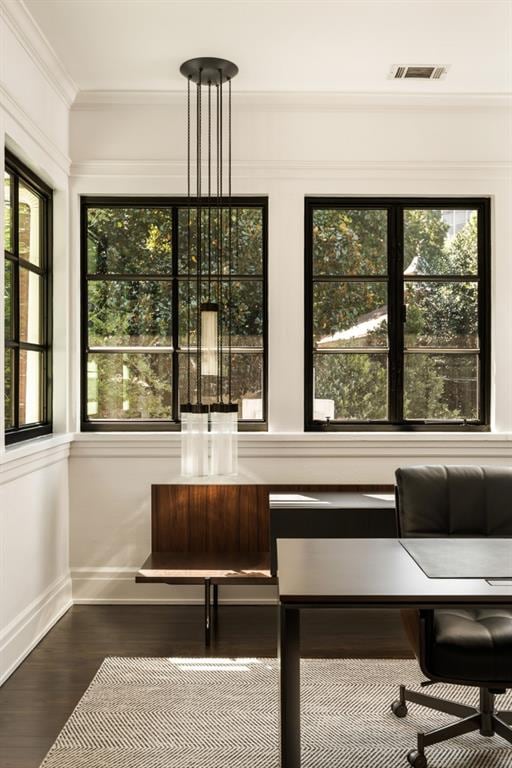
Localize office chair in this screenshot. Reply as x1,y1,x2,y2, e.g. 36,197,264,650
391,465,512,767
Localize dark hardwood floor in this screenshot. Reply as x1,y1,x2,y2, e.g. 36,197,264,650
0,604,411,768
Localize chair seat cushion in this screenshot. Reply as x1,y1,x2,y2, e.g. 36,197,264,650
429,607,512,684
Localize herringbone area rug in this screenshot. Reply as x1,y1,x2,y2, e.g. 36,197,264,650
40,657,512,767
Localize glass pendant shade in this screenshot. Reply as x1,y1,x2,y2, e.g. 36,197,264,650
209,405,238,476
200,303,219,377
181,407,209,477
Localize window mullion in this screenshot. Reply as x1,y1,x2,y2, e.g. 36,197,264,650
13,175,20,430
171,206,180,422
387,204,404,424
395,206,405,424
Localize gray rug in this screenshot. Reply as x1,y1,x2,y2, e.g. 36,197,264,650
40,657,512,767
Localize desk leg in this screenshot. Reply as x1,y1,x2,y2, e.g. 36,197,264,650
279,604,301,768
204,579,211,646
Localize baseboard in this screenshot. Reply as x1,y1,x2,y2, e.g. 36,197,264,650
0,573,72,685
71,567,278,605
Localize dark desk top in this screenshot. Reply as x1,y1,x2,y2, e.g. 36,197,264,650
269,492,395,509
277,538,512,605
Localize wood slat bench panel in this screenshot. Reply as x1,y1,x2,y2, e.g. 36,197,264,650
151,484,271,553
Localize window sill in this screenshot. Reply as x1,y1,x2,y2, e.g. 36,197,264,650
0,433,73,484
69,431,512,460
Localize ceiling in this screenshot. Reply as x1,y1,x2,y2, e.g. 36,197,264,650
25,0,512,94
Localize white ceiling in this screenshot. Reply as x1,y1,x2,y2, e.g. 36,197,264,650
24,0,512,94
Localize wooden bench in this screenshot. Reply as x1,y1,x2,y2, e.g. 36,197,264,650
136,485,277,644
136,483,395,644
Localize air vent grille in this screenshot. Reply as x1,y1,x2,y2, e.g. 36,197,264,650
389,64,448,80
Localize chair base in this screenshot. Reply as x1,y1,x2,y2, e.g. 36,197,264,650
391,684,512,767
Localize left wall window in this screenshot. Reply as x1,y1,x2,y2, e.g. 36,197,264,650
4,151,52,444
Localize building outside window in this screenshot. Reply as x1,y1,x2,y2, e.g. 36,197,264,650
305,197,490,431
3,151,52,444
81,197,267,431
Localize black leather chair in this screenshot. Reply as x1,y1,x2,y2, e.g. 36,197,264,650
391,465,512,768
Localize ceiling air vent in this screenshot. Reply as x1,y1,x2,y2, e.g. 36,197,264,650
389,65,448,80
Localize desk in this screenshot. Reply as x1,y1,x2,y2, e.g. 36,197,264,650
269,492,396,574
277,538,512,768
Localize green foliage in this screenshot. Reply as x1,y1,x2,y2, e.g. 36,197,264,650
313,209,479,421
315,354,387,421
86,205,264,420
313,209,387,275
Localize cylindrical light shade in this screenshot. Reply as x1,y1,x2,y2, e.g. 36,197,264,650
200,302,218,377
181,407,209,476
209,405,238,476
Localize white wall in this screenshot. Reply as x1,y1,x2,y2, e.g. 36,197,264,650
0,0,75,683
68,91,512,603
1,0,512,661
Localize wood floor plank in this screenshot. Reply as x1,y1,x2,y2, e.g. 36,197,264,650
0,604,411,768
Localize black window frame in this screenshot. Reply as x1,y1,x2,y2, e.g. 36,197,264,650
304,196,491,432
80,196,268,432
4,150,53,445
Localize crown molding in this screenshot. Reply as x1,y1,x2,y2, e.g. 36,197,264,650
0,0,78,108
70,158,512,182
72,89,512,112
1,83,72,174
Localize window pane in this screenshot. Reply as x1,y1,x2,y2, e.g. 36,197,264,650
87,353,172,420
19,349,42,425
88,280,172,347
312,209,387,275
313,282,388,349
4,172,12,252
404,353,478,420
178,351,263,418
19,182,41,266
313,353,388,420
4,348,14,429
87,208,172,274
4,260,13,341
404,209,477,275
178,207,263,275
179,280,263,349
19,267,42,344
404,281,478,349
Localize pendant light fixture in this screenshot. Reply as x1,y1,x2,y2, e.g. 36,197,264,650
180,57,239,477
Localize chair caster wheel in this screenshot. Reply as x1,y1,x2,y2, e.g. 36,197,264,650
407,750,427,768
391,700,408,718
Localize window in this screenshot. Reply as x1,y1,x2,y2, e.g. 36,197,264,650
305,198,490,431
81,197,267,431
4,151,52,444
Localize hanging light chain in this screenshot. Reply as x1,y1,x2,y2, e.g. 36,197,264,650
186,74,192,405
218,69,224,403
196,68,202,403
207,81,212,301
228,76,233,404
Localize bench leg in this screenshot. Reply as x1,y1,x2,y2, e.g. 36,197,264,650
213,584,219,613
204,578,212,646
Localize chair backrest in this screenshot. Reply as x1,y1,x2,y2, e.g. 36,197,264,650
395,465,512,538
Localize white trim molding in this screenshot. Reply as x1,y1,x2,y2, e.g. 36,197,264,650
0,433,72,485
70,432,512,461
70,159,512,182
0,572,72,685
0,0,77,108
73,90,512,111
